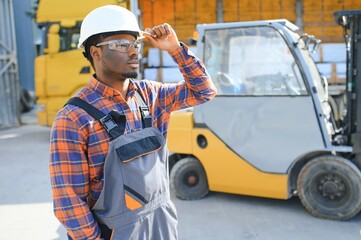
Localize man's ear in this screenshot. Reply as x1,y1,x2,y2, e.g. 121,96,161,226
90,46,101,61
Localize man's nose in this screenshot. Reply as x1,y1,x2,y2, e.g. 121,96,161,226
128,44,139,56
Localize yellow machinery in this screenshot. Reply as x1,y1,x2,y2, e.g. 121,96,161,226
168,111,288,199
167,15,361,221
35,0,129,126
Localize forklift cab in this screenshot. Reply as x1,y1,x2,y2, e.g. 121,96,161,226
193,20,340,173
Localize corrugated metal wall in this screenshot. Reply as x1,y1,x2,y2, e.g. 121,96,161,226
13,0,36,92
0,0,21,129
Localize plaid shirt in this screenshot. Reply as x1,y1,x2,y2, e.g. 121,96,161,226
49,44,216,239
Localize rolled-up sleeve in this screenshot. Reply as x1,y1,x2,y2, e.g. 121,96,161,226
156,43,217,112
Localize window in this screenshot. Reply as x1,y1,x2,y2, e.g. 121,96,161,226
59,25,80,52
204,26,307,96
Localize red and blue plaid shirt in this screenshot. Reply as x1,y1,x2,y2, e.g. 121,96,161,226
49,44,217,239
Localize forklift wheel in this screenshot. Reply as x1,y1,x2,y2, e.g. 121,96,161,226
297,155,361,220
170,157,209,200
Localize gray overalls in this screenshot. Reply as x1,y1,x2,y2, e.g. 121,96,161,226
67,91,178,240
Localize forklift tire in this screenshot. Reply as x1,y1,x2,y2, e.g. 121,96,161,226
170,157,209,200
297,155,361,220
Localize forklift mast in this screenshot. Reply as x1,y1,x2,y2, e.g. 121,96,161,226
334,10,361,161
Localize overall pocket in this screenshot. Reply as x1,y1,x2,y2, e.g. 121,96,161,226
116,134,167,211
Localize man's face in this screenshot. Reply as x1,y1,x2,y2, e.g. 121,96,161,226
95,33,140,80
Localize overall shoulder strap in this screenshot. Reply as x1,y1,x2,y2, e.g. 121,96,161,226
67,97,105,120
66,97,124,139
134,90,152,128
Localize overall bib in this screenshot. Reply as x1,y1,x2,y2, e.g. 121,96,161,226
67,92,178,240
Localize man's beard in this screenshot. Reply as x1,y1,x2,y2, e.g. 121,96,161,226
122,71,138,79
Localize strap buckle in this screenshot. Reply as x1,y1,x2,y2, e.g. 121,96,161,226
139,106,150,119
139,106,152,128
99,115,118,133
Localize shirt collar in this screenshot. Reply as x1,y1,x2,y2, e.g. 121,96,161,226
88,75,139,99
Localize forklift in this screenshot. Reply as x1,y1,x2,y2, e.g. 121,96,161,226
167,10,361,220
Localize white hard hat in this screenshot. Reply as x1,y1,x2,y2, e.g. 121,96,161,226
78,5,141,49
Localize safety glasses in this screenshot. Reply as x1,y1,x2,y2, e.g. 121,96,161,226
96,39,141,53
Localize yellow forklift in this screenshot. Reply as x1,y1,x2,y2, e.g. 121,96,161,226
167,10,361,221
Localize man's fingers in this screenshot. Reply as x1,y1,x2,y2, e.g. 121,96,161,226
164,24,171,37
153,25,166,38
146,24,171,39
143,23,180,52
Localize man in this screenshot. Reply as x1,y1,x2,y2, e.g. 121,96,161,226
49,5,216,240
